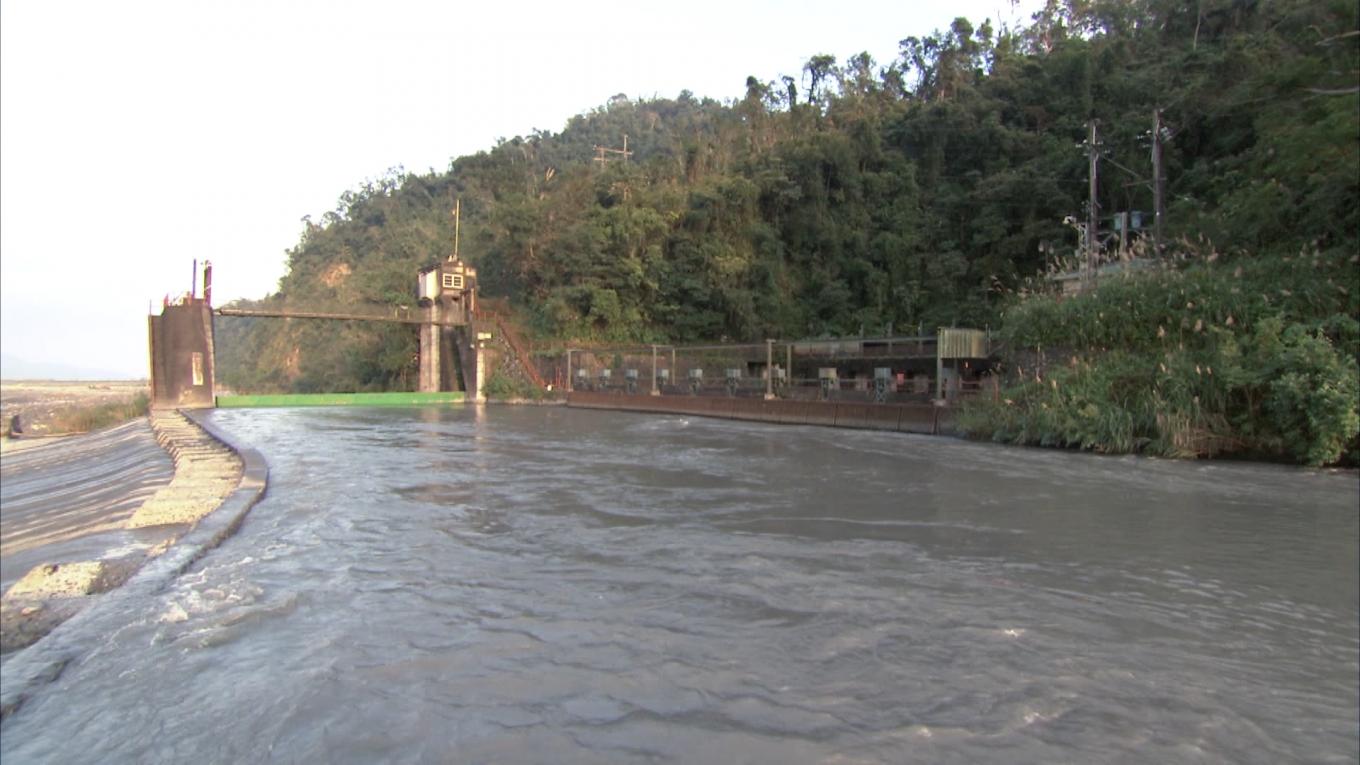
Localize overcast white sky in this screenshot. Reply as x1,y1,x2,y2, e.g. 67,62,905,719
1,0,1034,379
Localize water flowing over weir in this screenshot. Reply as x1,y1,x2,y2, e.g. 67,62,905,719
2,407,1357,762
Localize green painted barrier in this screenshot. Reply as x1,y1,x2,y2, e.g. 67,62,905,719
216,392,466,408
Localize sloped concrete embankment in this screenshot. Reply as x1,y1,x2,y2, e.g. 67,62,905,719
127,411,243,528
0,410,267,720
1,411,240,650
0,420,174,595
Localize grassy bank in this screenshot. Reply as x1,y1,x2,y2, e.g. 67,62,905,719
479,357,549,402
1,381,151,438
960,248,1359,466
38,392,151,435
1,390,151,439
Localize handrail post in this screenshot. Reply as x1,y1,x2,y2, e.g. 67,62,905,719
764,339,775,400
651,345,659,396
935,329,944,402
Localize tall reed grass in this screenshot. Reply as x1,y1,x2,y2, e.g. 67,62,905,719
50,392,151,434
963,247,1359,466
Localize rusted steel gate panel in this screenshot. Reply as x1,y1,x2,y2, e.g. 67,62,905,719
936,328,989,359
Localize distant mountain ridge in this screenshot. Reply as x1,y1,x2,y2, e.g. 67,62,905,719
0,353,142,381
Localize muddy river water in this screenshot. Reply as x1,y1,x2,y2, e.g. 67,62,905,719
2,406,1356,763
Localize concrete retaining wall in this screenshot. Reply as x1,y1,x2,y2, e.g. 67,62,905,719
567,392,954,436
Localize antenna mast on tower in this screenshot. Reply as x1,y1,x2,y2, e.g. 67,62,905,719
452,198,461,261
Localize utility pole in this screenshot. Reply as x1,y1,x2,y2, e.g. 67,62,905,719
1085,120,1100,291
592,134,633,167
1151,109,1166,258
452,199,461,260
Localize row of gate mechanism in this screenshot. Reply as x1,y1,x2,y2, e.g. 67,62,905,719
573,366,897,402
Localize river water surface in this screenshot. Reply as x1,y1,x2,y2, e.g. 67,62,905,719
2,406,1356,763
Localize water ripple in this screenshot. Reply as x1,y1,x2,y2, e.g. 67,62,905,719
2,405,1355,764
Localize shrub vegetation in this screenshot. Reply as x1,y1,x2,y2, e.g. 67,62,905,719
960,248,1359,465
51,392,152,435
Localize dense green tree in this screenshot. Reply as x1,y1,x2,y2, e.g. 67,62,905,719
218,0,1357,459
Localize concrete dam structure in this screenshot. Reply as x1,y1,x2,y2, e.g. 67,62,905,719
151,256,497,409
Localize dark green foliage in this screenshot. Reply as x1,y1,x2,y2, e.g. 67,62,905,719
480,359,548,402
962,249,1360,465
221,0,1358,465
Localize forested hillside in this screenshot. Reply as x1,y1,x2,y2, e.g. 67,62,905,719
217,0,1357,461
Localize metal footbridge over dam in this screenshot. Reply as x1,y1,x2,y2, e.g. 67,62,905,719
150,257,545,409
213,305,427,325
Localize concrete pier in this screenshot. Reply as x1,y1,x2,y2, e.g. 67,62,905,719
148,299,216,408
